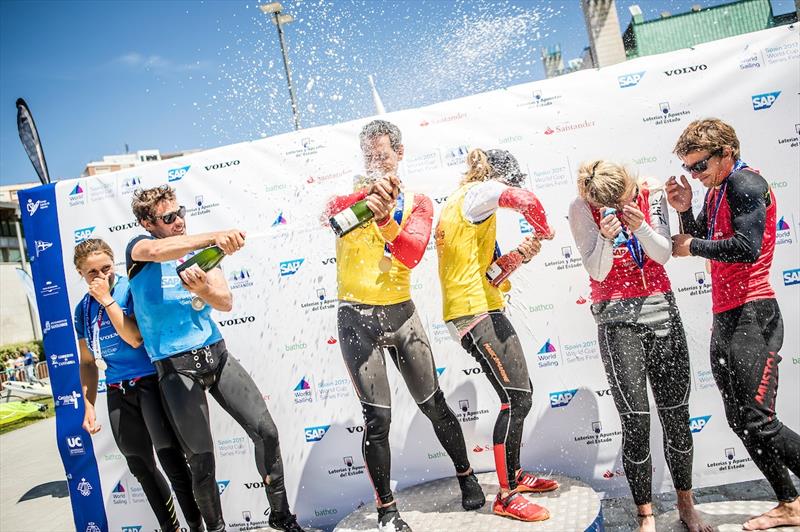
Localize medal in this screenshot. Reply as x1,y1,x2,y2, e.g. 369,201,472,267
191,296,207,311
95,359,107,371
378,255,393,273
499,280,512,293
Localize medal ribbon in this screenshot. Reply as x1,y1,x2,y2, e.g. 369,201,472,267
706,159,747,241
383,192,405,257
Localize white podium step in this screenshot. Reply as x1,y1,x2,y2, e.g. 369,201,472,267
656,500,800,531
334,472,602,531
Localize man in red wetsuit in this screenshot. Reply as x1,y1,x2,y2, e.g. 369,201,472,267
325,120,485,532
668,118,800,531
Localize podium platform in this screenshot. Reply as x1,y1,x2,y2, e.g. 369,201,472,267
334,473,602,531
655,500,800,531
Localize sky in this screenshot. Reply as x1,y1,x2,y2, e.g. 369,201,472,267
0,0,795,185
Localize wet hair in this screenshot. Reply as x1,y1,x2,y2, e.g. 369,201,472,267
462,148,493,184
359,120,402,152
674,118,740,160
131,185,176,222
576,160,636,207
73,238,114,269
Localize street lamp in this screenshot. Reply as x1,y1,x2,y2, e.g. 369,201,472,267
259,2,300,130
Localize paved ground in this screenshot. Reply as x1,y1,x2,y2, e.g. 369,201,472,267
1,417,797,531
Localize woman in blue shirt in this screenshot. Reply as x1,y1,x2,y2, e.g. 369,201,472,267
73,238,202,532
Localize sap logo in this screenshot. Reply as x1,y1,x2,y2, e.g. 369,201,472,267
689,415,711,433
74,226,95,244
35,240,53,256
321,257,337,265
664,64,707,76
217,480,230,495
462,367,484,376
304,425,330,442
205,160,240,171
280,258,304,276
108,221,138,233
436,367,446,377
218,316,256,326
26,198,49,216
167,165,191,182
519,219,532,234
783,268,800,286
121,526,142,532
345,425,364,434
66,435,85,455
618,71,645,88
752,91,781,111
595,388,612,397
549,389,578,408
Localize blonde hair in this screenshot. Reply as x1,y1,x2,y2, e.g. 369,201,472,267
577,160,637,207
462,149,493,184
674,118,740,160
131,185,176,222
73,238,113,269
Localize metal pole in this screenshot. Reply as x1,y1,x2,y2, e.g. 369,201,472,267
14,217,41,341
275,13,300,130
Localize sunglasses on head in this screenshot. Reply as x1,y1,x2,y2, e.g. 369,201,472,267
157,206,186,225
682,149,722,174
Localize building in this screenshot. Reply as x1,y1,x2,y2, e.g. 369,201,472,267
543,0,798,78
83,148,200,176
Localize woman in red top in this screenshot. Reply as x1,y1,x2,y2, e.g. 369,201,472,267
569,160,709,532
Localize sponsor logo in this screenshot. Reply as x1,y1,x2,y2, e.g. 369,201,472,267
618,71,645,88
293,376,314,405
228,267,254,289
286,137,324,159
706,446,753,471
536,339,559,369
108,221,138,233
346,425,364,434
119,176,142,195
316,376,352,401
300,287,336,312
549,389,578,408
285,342,307,352
167,165,190,182
419,112,467,127
544,120,595,135
25,198,50,216
49,352,77,368
519,90,562,109
602,469,627,479
428,322,450,345
454,399,491,423
633,155,657,165
777,125,800,149
498,134,523,144
739,52,761,70
321,256,337,265
543,246,583,271
229,510,270,529
88,177,115,201
74,226,95,244
530,165,569,190
40,280,61,298
528,303,554,313
34,240,53,257
574,420,623,445
562,339,600,363
690,415,712,433
66,435,85,456
85,523,102,532
776,216,793,245
327,456,367,478
595,388,612,397
676,271,713,296
43,319,69,335
121,527,142,532
694,368,717,390
314,508,339,518
217,480,230,495
76,477,93,497
664,64,707,76
187,195,221,217
217,436,249,457
406,150,441,174
763,42,800,66
69,182,87,206
279,258,304,276
462,367,484,376
304,425,330,442
783,268,800,286
436,367,446,377
641,101,690,126
57,390,81,409
443,145,469,167
204,160,240,171
265,183,289,194
306,168,349,185
244,481,266,489
272,211,287,226
752,91,781,111
218,316,256,327
771,180,788,189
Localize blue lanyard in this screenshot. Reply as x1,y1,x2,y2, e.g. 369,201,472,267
625,231,645,272
706,159,747,241
383,192,405,256
83,279,117,356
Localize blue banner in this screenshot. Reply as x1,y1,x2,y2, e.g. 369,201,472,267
19,185,108,532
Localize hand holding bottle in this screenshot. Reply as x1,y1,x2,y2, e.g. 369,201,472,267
179,264,209,295
516,235,542,263
486,250,524,287
214,229,246,255
366,175,400,223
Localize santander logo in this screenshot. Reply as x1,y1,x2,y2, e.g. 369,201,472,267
544,127,555,135
327,337,338,345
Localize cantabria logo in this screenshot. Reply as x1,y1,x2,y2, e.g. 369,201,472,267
752,91,780,111
167,165,190,182
618,71,645,88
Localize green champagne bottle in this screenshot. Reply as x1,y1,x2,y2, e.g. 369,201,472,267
176,245,225,274
329,199,375,237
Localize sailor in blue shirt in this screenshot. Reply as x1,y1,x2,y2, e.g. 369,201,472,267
125,185,302,532
73,238,201,532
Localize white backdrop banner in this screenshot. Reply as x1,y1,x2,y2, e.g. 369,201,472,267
20,25,800,531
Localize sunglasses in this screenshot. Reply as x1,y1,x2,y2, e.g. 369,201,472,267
682,150,722,174
157,206,186,225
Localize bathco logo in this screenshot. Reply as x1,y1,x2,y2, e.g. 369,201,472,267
167,165,190,182
549,389,578,408
618,71,645,88
689,415,712,433
279,258,304,276
304,425,330,442
752,91,780,111
74,226,95,244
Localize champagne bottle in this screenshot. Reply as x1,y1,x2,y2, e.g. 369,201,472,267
176,246,225,275
329,199,375,237
486,250,524,288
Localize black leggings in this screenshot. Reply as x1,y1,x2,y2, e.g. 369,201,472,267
107,374,202,531
459,311,532,491
711,299,800,502
596,300,693,506
338,300,471,505
155,341,288,531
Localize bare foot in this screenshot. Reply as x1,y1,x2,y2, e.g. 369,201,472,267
743,500,800,530
637,513,656,532
677,490,713,532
